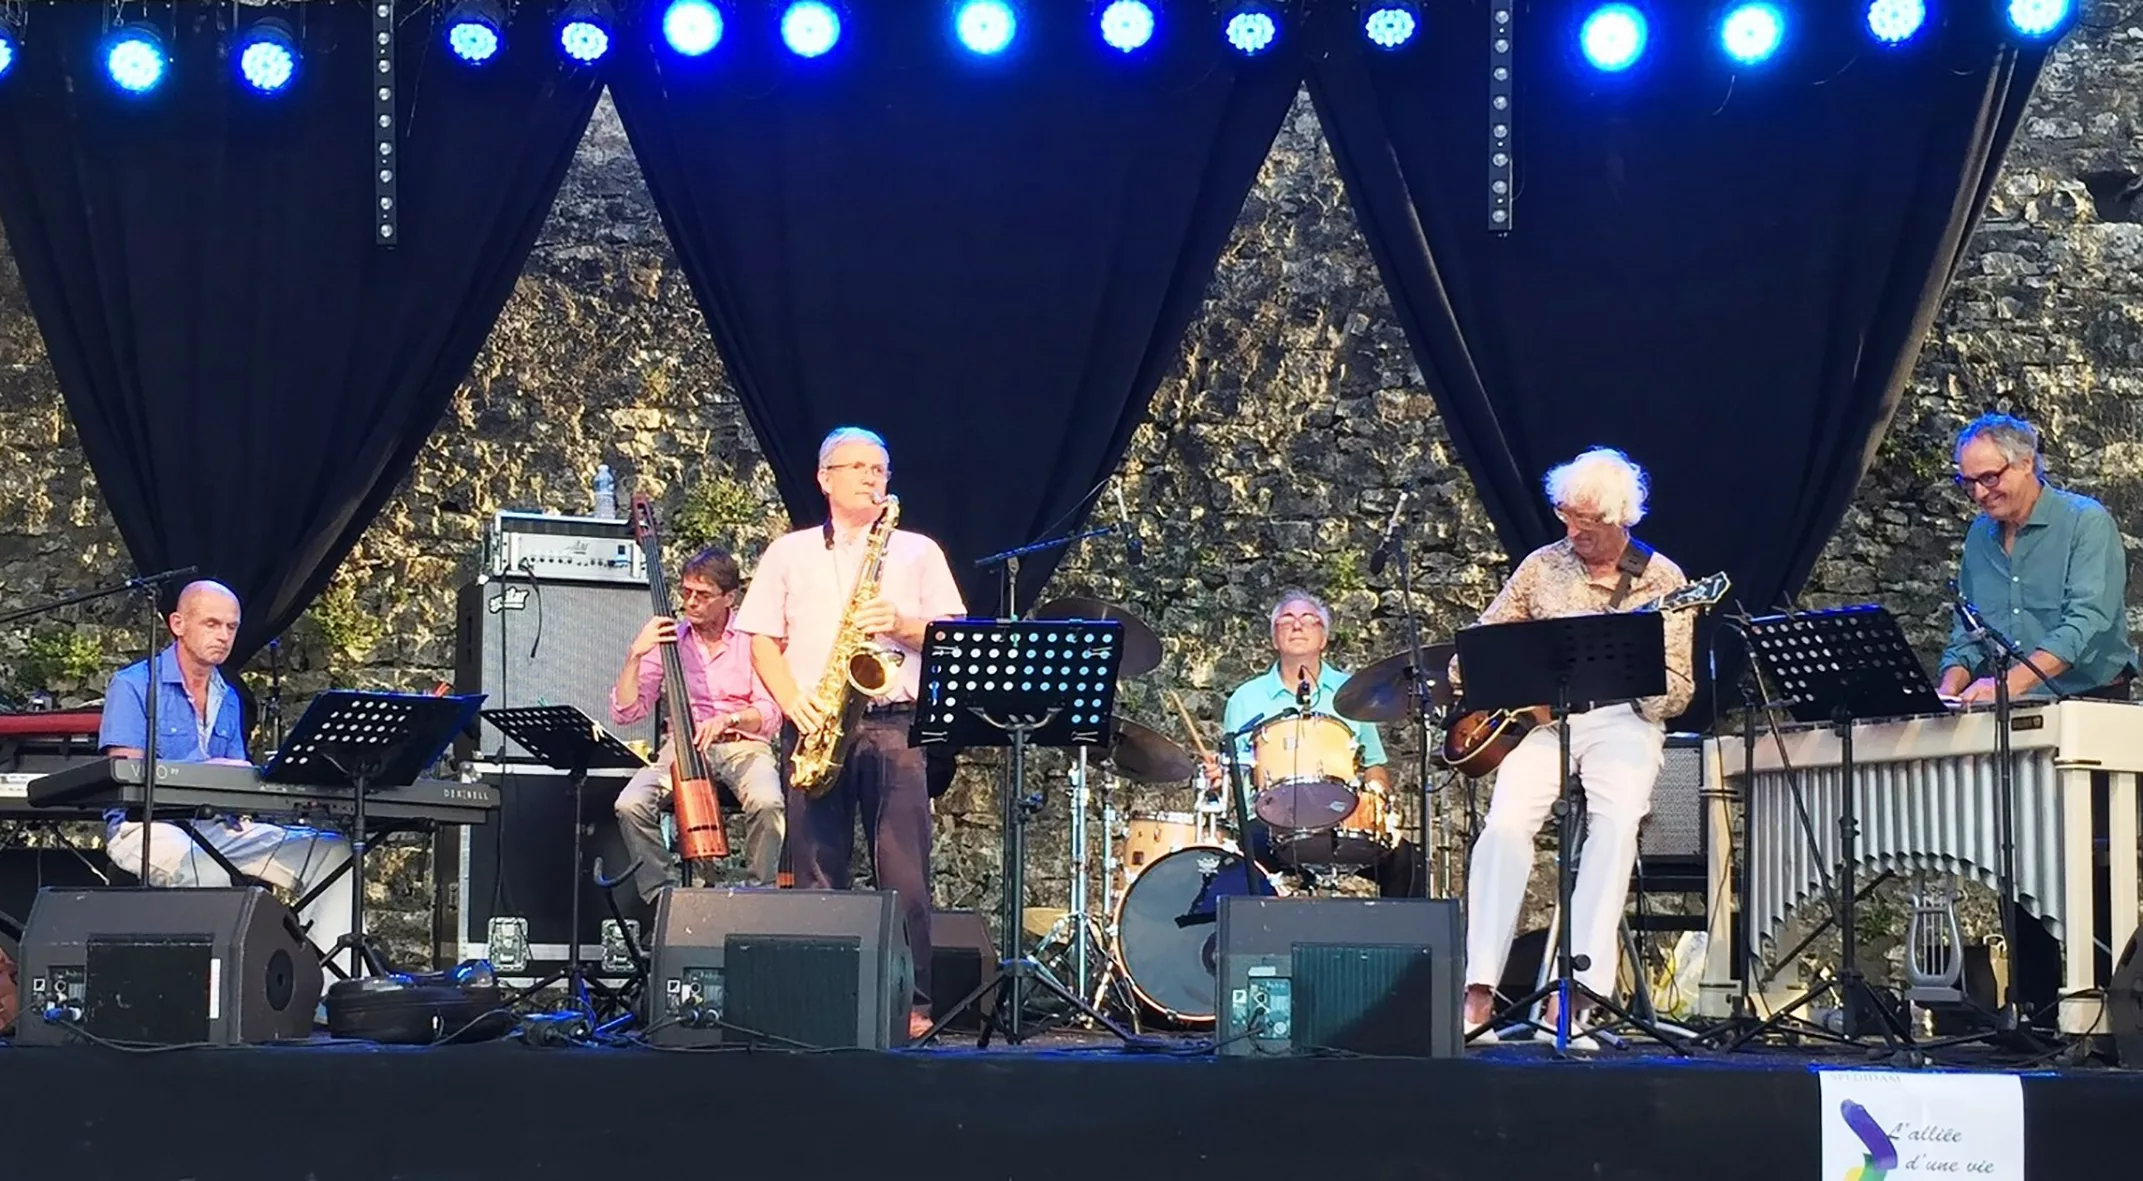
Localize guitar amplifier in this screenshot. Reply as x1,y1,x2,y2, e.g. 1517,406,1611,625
453,574,654,762
1637,733,1707,860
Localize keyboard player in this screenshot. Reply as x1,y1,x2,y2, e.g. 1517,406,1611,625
1937,414,2137,704
97,581,355,954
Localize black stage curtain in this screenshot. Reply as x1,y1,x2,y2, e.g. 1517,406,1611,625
608,5,1301,612
1308,3,2042,718
0,1,599,666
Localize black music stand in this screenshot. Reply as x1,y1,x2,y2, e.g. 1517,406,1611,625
1456,610,1685,1056
911,619,1142,1047
480,705,647,1028
1729,605,1937,1049
265,690,484,977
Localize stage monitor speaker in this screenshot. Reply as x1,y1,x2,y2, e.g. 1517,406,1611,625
645,888,912,1050
12,886,322,1046
454,574,653,761
930,908,998,1030
1215,896,1462,1058
2110,926,2143,1067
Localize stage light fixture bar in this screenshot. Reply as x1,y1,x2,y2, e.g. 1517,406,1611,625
374,1,398,246
1487,0,1513,232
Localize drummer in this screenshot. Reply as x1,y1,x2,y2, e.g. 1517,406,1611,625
1201,589,1414,894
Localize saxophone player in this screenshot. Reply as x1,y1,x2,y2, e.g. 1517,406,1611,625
737,427,967,1040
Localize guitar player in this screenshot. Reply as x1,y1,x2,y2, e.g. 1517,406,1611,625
1447,448,1696,1048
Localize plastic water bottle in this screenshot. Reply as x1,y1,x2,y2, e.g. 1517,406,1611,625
592,464,617,519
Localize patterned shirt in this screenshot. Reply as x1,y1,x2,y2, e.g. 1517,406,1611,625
1459,539,1697,724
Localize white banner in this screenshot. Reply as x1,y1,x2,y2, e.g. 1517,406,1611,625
1817,1070,2024,1181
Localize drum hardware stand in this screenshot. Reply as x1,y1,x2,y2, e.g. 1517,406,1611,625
1458,612,1694,1056
1377,500,1447,900
915,619,1146,1048
1719,606,1934,1054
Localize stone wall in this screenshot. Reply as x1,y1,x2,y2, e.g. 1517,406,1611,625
1,11,2137,982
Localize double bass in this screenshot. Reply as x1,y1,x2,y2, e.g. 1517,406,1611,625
628,494,730,864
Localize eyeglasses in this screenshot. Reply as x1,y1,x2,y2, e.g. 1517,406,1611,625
1555,506,1613,528
1953,462,2012,491
823,462,889,478
1275,613,1327,629
677,586,731,603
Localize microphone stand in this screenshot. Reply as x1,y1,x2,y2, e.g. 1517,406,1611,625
1381,508,1440,897
974,526,1117,620
0,566,198,888
1941,585,2067,1047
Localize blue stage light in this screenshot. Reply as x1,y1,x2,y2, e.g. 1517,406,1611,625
445,0,505,64
1362,2,1420,50
2004,0,2072,38
662,0,723,56
0,15,19,82
954,0,1017,55
1719,1,1785,64
1579,3,1647,71
1223,3,1278,54
235,20,300,93
782,1,842,58
1098,0,1155,53
1864,0,1926,43
556,0,615,64
104,25,167,94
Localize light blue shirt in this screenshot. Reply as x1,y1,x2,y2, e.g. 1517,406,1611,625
1939,485,2137,698
98,648,247,763
1220,662,1388,770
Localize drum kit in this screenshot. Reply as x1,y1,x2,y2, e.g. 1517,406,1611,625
1021,595,1459,1029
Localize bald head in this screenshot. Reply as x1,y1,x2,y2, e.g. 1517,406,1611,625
170,580,241,670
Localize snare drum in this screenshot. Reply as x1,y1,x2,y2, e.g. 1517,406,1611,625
1269,781,1396,870
1249,712,1362,832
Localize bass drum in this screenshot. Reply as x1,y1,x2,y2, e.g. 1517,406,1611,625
1113,845,1276,1024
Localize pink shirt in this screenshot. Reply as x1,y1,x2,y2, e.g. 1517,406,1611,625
612,622,782,742
734,526,968,704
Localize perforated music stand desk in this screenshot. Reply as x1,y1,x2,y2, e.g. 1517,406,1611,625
1454,611,1665,716
264,690,484,975
911,618,1130,1047
1739,604,1946,725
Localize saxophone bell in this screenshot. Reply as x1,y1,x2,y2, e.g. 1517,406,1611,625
848,644,904,698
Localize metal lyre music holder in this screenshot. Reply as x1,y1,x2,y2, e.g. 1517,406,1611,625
910,618,1144,1047
1456,609,1686,1055
1728,604,1944,1049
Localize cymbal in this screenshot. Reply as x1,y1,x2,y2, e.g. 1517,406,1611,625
1333,643,1458,723
1106,715,1196,783
1028,596,1162,677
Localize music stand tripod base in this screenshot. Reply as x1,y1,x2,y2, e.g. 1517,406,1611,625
908,618,1144,1048
1455,611,1690,1056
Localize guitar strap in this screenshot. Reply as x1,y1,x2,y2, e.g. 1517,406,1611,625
1608,538,1653,610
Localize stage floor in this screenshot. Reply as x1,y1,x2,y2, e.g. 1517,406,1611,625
0,1030,2133,1180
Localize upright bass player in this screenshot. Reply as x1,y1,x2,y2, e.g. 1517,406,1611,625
736,427,967,1040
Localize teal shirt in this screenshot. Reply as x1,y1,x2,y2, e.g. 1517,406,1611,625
1939,485,2137,698
1220,663,1388,769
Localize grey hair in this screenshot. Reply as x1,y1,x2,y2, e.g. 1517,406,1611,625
818,426,889,469
1544,447,1649,527
1270,588,1332,630
1955,413,2045,476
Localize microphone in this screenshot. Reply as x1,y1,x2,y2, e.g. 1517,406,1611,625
1113,486,1144,566
1296,665,1313,708
127,565,199,589
1949,578,1987,635
1368,489,1411,576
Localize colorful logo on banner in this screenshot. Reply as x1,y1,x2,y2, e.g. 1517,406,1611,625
1840,1100,1900,1181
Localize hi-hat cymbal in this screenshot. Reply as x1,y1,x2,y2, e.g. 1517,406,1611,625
1334,643,1458,723
1105,715,1195,783
1028,596,1162,677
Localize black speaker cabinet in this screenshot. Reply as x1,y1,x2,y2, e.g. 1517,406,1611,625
1215,896,1463,1058
930,908,999,1030
646,888,912,1050
13,887,322,1046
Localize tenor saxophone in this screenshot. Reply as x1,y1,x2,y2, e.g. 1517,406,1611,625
790,495,903,795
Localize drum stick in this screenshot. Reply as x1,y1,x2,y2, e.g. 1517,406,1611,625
1165,689,1218,765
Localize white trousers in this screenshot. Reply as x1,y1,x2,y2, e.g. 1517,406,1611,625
1464,706,1663,997
106,819,356,956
